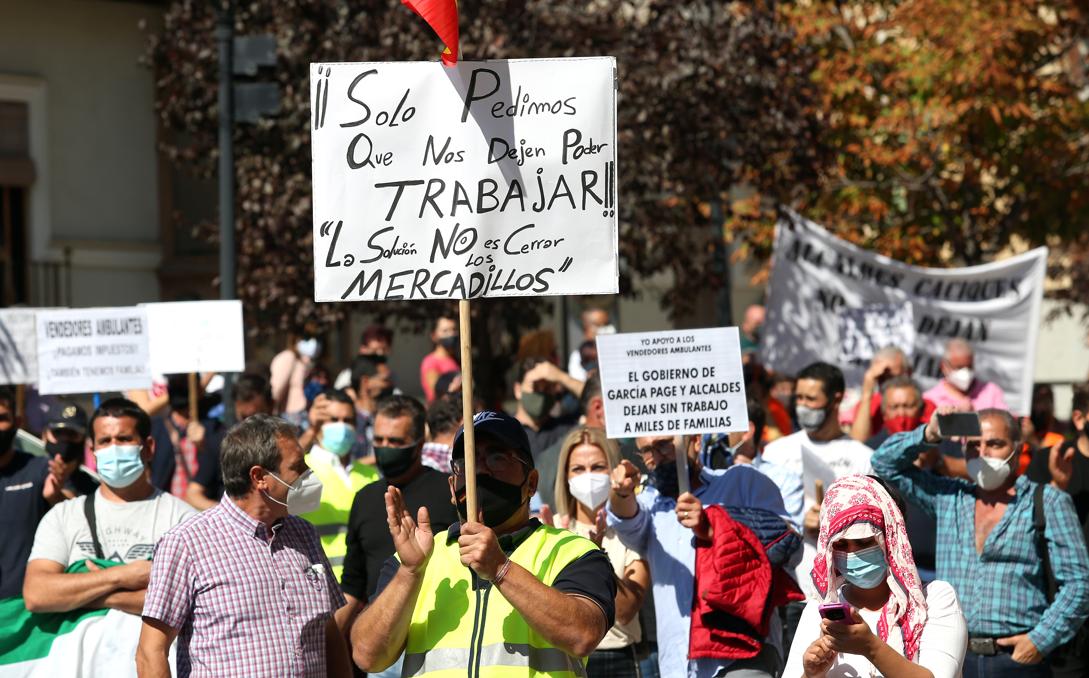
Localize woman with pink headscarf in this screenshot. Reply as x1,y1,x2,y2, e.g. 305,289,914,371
783,475,967,677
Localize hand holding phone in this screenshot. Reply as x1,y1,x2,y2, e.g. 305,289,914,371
937,412,982,438
818,602,854,624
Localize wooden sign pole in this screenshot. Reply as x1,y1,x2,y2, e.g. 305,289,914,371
187,372,199,423
14,384,25,422
676,438,691,496
458,299,478,522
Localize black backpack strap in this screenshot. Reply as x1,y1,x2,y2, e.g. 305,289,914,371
82,492,105,561
1034,482,1057,603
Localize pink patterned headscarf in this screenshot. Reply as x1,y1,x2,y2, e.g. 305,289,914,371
810,475,928,662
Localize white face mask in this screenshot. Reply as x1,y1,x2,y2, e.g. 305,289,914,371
264,469,324,515
568,472,611,510
946,367,974,392
966,451,1014,491
295,338,320,359
796,405,827,433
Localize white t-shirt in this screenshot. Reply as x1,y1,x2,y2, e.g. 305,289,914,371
28,489,197,566
762,431,873,598
782,580,967,678
570,522,642,650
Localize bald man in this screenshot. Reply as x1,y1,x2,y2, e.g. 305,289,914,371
923,339,1008,412
739,305,766,359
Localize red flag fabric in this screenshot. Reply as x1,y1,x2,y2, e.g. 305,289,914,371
402,0,460,66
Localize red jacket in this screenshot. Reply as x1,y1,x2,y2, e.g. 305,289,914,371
689,505,804,660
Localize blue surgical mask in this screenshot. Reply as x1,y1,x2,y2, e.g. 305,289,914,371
321,422,355,456
833,544,889,590
94,444,145,488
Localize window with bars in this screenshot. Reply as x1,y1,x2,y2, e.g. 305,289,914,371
0,100,33,306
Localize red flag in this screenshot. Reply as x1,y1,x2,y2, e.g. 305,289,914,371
402,0,460,66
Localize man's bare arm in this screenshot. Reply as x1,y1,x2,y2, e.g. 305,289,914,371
23,559,149,613
136,617,178,678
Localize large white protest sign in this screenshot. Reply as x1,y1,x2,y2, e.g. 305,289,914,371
143,301,245,375
762,212,1047,414
310,58,618,302
0,309,39,385
36,307,152,395
596,328,749,438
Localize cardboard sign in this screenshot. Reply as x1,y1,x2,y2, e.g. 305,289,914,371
143,301,246,375
0,308,39,385
837,303,915,367
310,58,619,302
596,327,749,438
35,307,152,395
763,211,1047,414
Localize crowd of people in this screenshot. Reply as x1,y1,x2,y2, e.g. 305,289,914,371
1,304,1088,678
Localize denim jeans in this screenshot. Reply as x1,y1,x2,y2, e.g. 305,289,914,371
962,650,1051,678
638,643,660,678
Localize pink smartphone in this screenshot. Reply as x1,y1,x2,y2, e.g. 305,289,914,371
818,602,852,623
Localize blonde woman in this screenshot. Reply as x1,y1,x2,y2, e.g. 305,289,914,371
554,427,650,678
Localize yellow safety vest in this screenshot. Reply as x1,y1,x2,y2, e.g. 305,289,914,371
302,453,379,580
404,524,598,678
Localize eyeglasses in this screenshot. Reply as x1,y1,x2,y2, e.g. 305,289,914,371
451,450,529,477
638,440,676,458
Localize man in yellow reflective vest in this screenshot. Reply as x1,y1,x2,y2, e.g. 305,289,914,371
302,388,379,580
351,410,616,677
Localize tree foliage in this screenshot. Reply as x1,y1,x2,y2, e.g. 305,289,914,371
145,0,826,339
744,0,1089,309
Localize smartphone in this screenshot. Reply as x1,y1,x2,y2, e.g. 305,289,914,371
937,412,982,438
818,602,853,623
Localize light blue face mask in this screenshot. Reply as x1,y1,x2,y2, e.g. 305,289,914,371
94,444,145,489
833,544,889,590
321,422,355,456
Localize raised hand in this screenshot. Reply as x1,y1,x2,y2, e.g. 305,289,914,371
611,460,639,498
385,486,433,575
1049,442,1075,491
588,508,608,546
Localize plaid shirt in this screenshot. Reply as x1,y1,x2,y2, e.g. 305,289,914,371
872,426,1089,655
420,441,452,474
143,497,346,677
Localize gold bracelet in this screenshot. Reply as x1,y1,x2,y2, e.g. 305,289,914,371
492,557,513,586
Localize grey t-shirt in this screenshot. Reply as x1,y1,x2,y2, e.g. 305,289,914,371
28,488,197,566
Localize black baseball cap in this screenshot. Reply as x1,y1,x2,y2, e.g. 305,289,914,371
47,402,88,436
452,410,534,468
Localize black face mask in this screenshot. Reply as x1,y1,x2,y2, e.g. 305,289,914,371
456,474,527,527
0,427,16,454
47,440,84,463
649,460,680,498
375,443,418,480
375,386,395,400
438,335,460,353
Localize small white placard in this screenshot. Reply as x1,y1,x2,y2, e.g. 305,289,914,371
36,307,152,395
596,327,749,438
143,300,246,375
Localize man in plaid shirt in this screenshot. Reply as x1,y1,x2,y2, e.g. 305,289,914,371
872,407,1089,678
136,415,351,678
